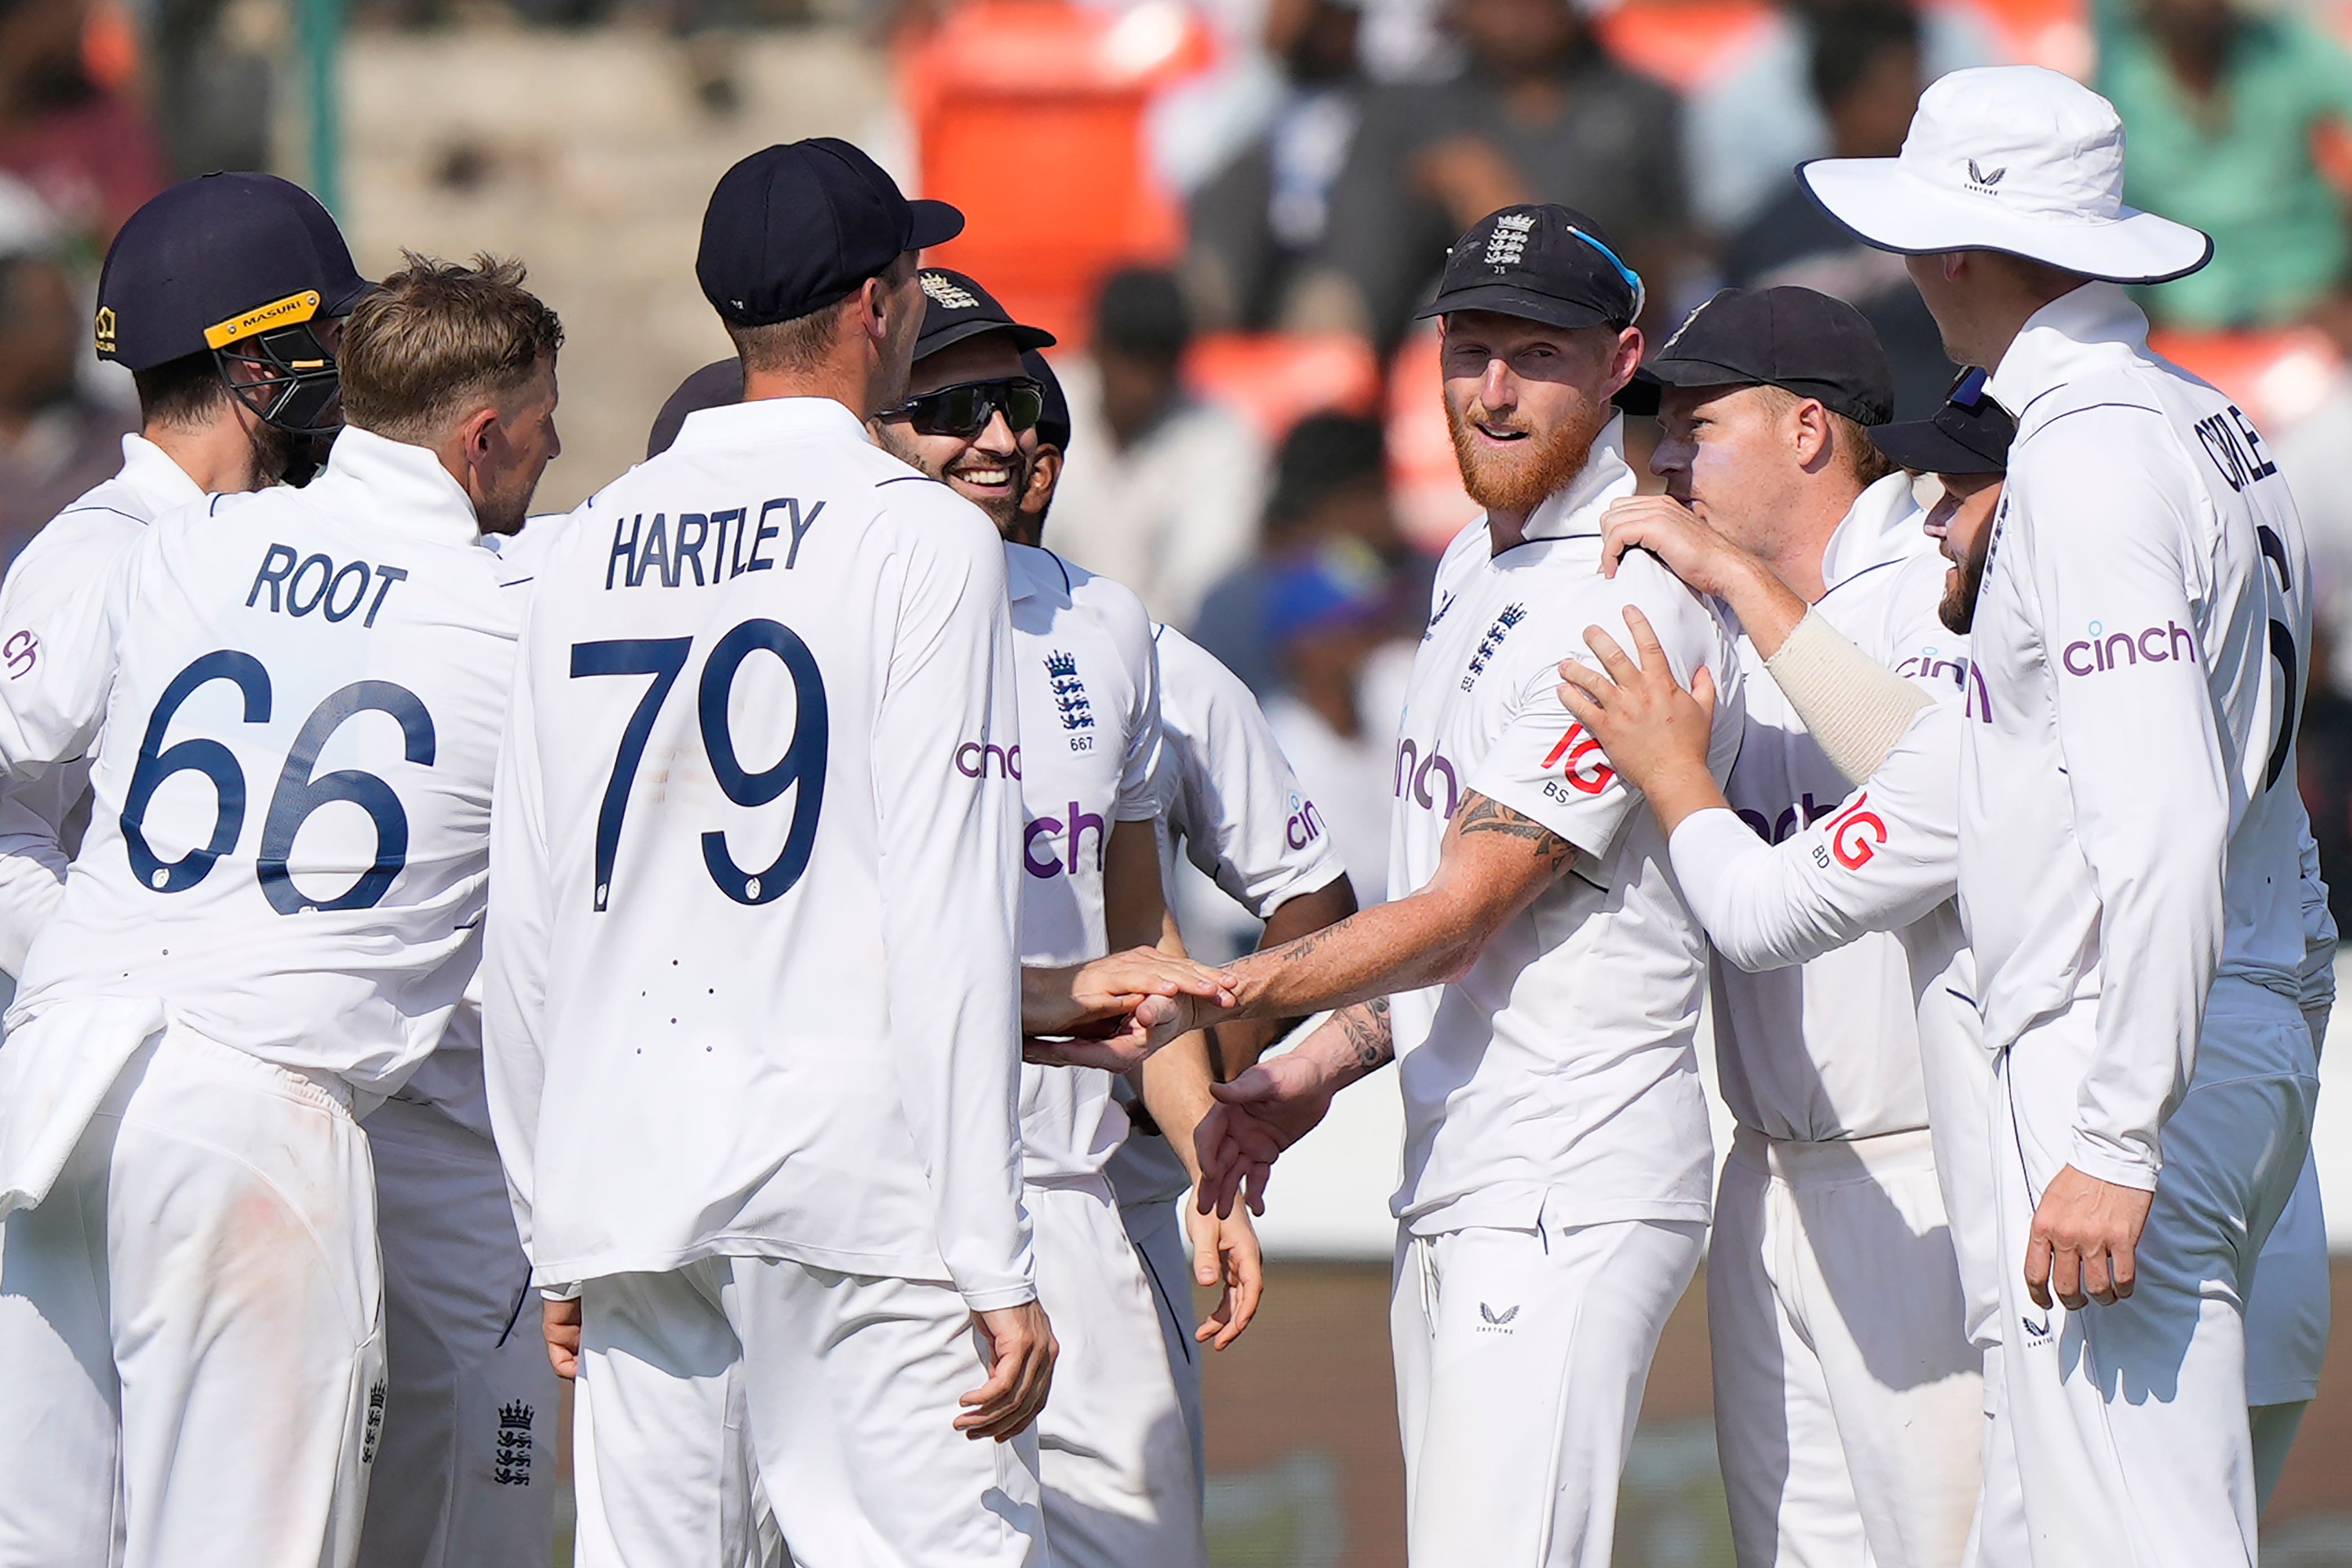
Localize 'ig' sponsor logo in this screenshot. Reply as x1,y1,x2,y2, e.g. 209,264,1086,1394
1540,723,1614,796
1814,792,1887,870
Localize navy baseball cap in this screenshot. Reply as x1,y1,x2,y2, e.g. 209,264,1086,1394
1869,367,2014,475
95,172,370,371
1622,286,1895,427
1418,204,1645,333
1023,349,1071,450
646,357,743,459
914,269,1056,361
697,139,964,328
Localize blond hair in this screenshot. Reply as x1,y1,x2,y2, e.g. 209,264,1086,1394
339,252,564,443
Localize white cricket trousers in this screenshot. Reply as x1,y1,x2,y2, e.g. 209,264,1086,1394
0,1025,385,1568
1030,1181,1205,1568
572,1255,1046,1568
356,1094,558,1568
1711,1126,1984,1568
1390,1216,1705,1568
1993,978,2316,1568
1120,1192,1206,1498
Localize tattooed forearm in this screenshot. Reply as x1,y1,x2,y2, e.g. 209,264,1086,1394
1336,998,1394,1075
1451,790,1579,876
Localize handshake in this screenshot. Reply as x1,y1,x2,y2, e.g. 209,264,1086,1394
1021,950,1241,1071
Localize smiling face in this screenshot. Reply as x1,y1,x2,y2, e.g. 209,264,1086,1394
1440,310,1636,517
1922,469,2001,633
871,327,1035,537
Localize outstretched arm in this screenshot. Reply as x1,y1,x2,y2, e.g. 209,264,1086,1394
1213,791,1579,1024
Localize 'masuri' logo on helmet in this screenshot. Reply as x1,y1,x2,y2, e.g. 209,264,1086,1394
1965,159,2006,192
93,306,116,354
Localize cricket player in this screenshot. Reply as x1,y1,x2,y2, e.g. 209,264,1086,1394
1566,374,2335,1534
868,266,1260,1566
1595,286,1983,1566
482,142,1059,1568
1804,65,2322,1566
1149,204,1749,1568
0,253,563,1568
1015,347,1360,1488
0,172,369,985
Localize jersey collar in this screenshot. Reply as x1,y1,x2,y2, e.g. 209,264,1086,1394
311,425,483,546
1513,412,1635,548
1985,281,2151,432
1004,541,1072,604
674,394,873,451
114,432,206,517
1816,472,1925,598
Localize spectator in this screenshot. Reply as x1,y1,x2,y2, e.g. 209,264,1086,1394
2098,0,2352,335
0,0,165,248
1686,0,2000,236
0,173,130,569
1726,3,1958,417
1260,546,1411,906
1295,0,1690,349
1051,267,1269,627
1186,0,1368,332
1193,411,1418,692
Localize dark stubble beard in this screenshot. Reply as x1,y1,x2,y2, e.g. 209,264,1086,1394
1938,525,1993,635
1445,388,1610,515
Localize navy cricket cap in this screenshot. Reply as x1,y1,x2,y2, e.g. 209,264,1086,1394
914,269,1056,361
95,172,370,371
646,357,743,459
1622,286,1894,427
1418,204,1645,334
697,139,964,328
1023,349,1071,450
1868,367,2014,475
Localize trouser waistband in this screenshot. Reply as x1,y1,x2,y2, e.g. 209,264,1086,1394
1729,1123,1937,1185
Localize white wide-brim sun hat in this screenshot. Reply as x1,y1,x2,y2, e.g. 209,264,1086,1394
1800,64,2213,285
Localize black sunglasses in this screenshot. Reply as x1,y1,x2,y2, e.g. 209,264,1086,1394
881,376,1045,439
1946,366,1991,410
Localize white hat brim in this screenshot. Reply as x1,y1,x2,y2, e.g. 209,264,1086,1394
1798,157,2213,286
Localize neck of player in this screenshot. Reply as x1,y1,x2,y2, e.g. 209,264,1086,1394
146,408,279,496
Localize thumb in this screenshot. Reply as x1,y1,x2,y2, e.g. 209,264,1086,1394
1193,1217,1220,1286
1691,664,1717,709
1209,1066,1278,1105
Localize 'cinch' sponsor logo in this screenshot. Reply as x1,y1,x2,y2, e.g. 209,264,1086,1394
1394,737,1460,820
2061,620,2196,677
955,740,1020,779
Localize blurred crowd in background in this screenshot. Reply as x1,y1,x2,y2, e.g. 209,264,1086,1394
17,0,2352,945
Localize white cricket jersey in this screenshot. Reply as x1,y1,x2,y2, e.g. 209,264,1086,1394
1388,417,1745,1236
1713,476,1967,1143
1003,543,1165,1186
1111,622,1349,1206
0,434,203,975
481,397,1035,1310
1964,283,2313,1189
0,427,519,1094
1674,700,1964,974
1150,623,1346,922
